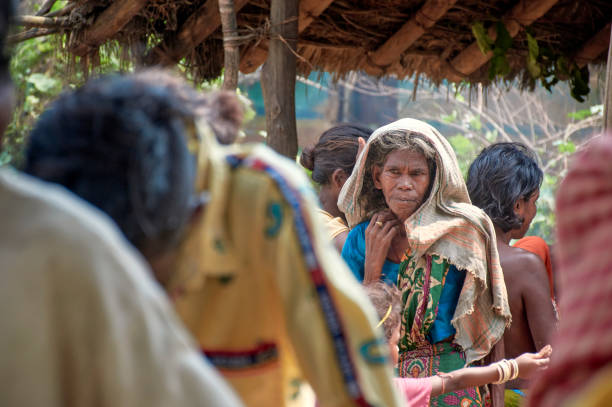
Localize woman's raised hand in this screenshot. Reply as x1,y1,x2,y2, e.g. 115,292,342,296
363,210,400,284
516,345,552,380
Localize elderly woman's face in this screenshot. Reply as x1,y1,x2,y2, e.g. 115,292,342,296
372,149,431,222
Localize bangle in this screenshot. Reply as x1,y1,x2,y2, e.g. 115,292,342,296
492,359,514,384
509,359,519,381
436,373,447,395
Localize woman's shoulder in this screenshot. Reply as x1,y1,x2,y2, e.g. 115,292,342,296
351,220,370,233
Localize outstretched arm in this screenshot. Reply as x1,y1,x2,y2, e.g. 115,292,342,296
430,346,551,396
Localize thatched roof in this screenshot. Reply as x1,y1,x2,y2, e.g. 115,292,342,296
12,0,612,89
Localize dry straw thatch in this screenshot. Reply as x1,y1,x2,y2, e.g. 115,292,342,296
11,0,612,88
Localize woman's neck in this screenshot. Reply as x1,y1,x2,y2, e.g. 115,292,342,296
495,225,513,246
319,185,344,219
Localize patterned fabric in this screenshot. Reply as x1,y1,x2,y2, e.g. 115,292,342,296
167,124,403,407
398,342,484,407
338,118,510,365
527,135,612,407
317,208,350,239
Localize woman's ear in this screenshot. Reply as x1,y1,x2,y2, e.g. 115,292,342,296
372,165,383,189
331,168,348,190
514,198,525,216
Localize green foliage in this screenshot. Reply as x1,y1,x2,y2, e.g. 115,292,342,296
472,22,512,80
448,134,478,177
526,174,557,243
472,22,493,54
555,141,576,154
471,22,590,102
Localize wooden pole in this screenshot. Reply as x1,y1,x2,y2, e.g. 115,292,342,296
69,0,150,56
447,0,559,82
261,0,298,158
219,0,239,91
604,25,612,132
240,0,332,74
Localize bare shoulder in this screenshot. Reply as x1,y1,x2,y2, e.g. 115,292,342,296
500,245,546,281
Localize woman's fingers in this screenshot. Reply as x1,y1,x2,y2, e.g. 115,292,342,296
538,345,552,358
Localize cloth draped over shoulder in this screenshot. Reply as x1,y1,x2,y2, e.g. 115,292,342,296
527,135,612,407
338,118,511,365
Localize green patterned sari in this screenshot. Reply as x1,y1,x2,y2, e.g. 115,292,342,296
398,254,487,407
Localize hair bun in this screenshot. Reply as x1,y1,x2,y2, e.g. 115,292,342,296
300,146,315,171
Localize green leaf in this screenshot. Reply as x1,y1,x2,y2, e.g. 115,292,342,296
557,141,576,154
525,33,541,78
26,73,61,94
494,22,512,52
441,110,458,123
472,22,493,55
567,108,592,121
469,115,482,131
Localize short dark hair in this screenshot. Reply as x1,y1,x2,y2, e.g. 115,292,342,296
300,124,372,184
467,142,543,233
24,74,198,256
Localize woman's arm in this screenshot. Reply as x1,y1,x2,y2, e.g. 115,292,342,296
430,346,552,396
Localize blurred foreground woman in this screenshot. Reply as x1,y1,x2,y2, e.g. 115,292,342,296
527,134,612,407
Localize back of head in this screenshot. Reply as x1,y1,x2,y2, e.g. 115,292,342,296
24,73,197,257
132,69,243,145
300,124,372,184
467,142,542,232
363,282,402,341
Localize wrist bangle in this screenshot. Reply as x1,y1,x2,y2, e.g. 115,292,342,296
509,359,519,381
436,373,447,395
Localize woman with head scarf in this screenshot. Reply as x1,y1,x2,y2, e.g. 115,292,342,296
339,118,511,406
300,124,372,252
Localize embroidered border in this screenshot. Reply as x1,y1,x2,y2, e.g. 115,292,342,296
203,342,278,371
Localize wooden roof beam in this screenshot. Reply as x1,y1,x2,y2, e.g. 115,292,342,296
369,0,458,69
144,0,249,67
447,0,560,82
69,0,150,57
239,0,334,74
575,22,611,68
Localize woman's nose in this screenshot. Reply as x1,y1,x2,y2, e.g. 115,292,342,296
397,176,414,190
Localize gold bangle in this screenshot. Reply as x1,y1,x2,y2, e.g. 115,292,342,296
375,221,383,227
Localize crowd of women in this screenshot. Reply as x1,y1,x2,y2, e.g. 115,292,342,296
1,1,612,406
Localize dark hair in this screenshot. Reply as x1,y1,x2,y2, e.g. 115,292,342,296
363,282,402,341
360,130,437,216
467,142,543,233
24,74,199,257
0,0,14,82
300,124,372,184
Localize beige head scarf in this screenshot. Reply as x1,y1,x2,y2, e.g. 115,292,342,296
338,118,510,364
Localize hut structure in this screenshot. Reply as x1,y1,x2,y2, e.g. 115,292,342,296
11,0,612,157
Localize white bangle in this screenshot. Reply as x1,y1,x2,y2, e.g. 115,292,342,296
509,359,519,381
